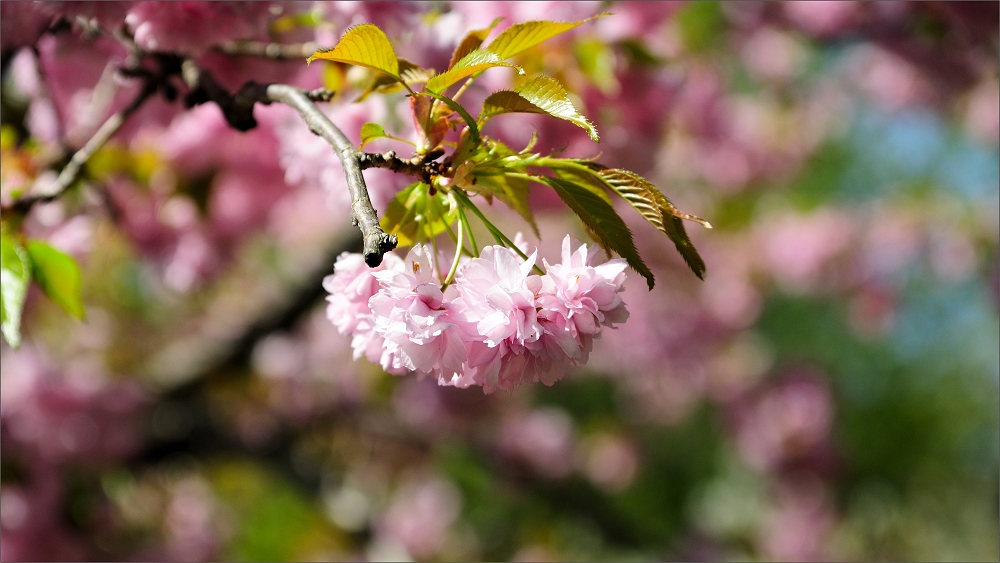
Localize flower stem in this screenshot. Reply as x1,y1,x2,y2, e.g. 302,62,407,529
442,214,465,288
453,190,543,275
457,205,479,257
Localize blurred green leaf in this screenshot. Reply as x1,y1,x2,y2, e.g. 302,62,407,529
308,24,400,81
675,1,726,53
544,175,654,289
25,240,85,320
211,461,346,561
1,230,31,348
574,37,619,95
354,58,432,102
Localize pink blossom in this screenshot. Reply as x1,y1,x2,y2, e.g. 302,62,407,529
323,250,404,364
324,237,629,393
369,245,468,379
125,1,275,54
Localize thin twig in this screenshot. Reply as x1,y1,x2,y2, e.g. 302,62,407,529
357,150,443,185
3,80,156,215
216,40,317,60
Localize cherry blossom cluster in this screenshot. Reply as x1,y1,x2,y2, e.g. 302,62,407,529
323,236,629,393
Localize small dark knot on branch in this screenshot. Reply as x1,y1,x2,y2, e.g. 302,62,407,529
364,232,398,267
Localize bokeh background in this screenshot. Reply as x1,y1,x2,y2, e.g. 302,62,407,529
1,2,997,561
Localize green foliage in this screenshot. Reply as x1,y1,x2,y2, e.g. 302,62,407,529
674,1,726,53
594,168,710,279
426,49,522,93
354,58,431,101
543,176,655,289
485,16,606,60
448,17,504,69
25,240,85,320
1,230,31,348
305,16,709,286
307,24,400,80
359,122,388,148
481,75,600,142
379,182,458,247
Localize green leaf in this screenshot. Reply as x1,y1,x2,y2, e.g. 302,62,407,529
480,75,599,142
359,123,388,149
425,49,522,94
25,241,85,320
543,175,655,289
675,1,726,53
354,58,433,102
1,231,32,348
448,17,504,70
379,183,458,247
596,168,710,279
485,15,606,60
307,24,400,81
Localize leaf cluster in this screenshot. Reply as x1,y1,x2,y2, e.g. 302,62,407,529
309,15,712,288
1,225,85,348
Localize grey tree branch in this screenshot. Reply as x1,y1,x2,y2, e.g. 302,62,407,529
216,40,318,60
261,83,398,266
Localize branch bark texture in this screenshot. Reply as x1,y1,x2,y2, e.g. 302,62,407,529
262,84,398,266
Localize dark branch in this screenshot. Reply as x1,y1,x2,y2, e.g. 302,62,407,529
358,150,444,186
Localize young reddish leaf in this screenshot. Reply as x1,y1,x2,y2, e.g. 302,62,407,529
25,240,85,320
480,76,600,142
485,15,607,60
425,49,522,94
410,96,449,152
307,24,400,81
1,231,32,348
597,168,710,279
448,17,504,70
544,175,655,289
421,91,481,144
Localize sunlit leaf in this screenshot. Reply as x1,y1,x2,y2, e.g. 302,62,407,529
485,15,606,60
307,24,400,81
543,175,655,289
480,76,600,142
448,17,504,70
426,49,522,94
596,168,709,279
379,183,458,247
25,240,85,320
359,123,389,149
1,231,31,348
354,58,432,102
